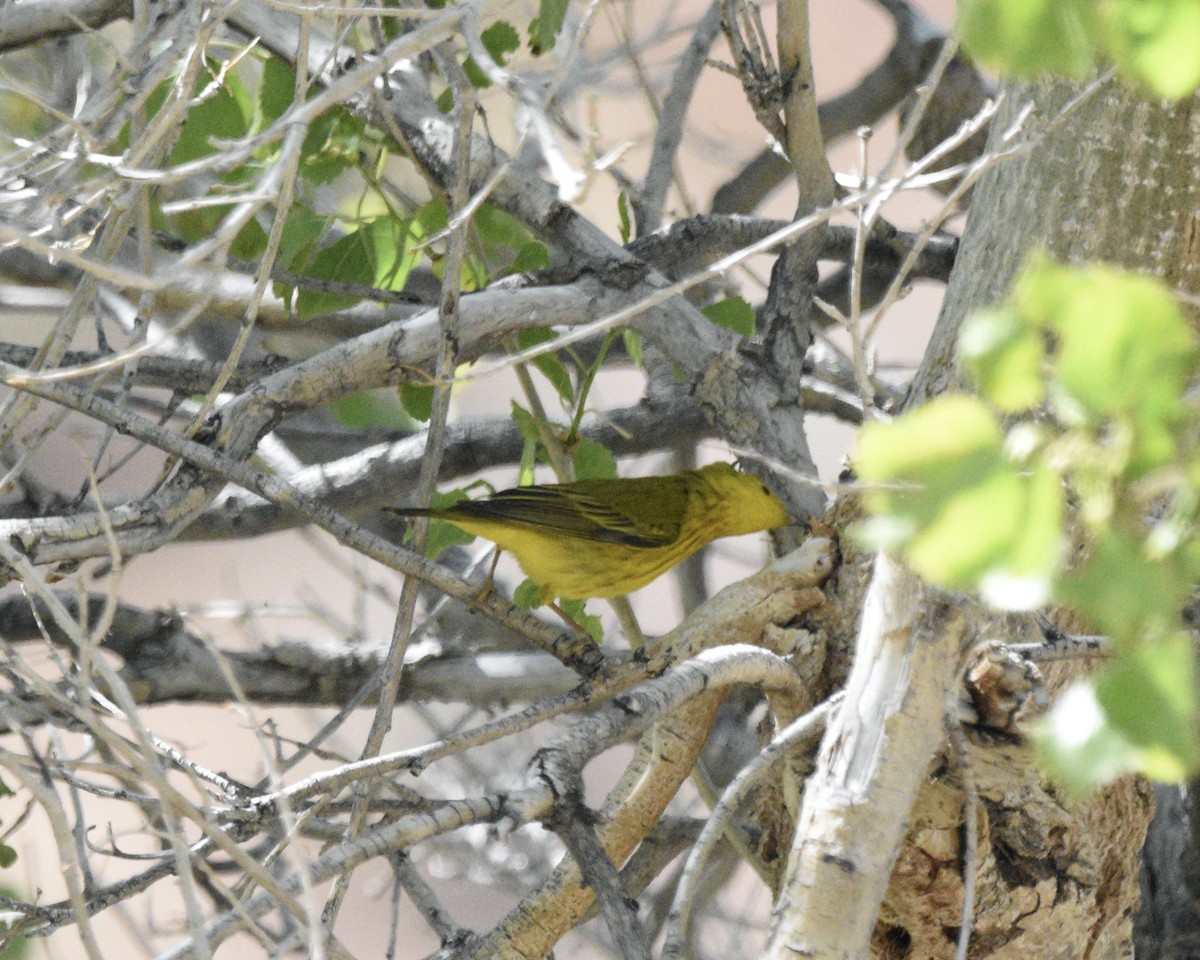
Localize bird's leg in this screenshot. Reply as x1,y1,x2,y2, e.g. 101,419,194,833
475,547,503,600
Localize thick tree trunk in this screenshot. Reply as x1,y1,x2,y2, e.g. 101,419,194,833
1135,783,1200,959
828,77,1200,958
913,78,1200,404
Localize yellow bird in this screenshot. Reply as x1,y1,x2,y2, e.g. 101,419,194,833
389,462,790,605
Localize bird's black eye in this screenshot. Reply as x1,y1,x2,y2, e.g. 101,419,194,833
760,483,771,496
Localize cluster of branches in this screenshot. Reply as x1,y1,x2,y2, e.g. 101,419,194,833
0,1,1086,959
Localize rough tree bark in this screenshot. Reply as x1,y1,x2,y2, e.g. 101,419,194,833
807,77,1200,959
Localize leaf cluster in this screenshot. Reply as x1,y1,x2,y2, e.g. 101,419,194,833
856,257,1200,790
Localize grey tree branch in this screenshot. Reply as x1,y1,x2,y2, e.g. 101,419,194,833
0,592,587,721
635,1,723,235
0,0,132,53
711,0,947,214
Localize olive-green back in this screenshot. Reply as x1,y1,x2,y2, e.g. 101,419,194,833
437,474,690,547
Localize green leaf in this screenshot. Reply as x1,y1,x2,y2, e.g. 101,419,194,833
573,438,617,480
958,0,1098,80
1011,258,1199,476
472,205,548,278
623,330,644,368
856,396,1034,589
229,217,269,260
517,328,574,403
274,205,328,275
399,383,434,422
528,0,569,54
855,395,1002,482
423,489,477,560
617,193,632,244
331,390,418,430
1046,267,1196,423
959,307,1045,412
464,20,521,87
1037,639,1198,792
1058,530,1191,644
510,401,541,444
294,216,421,319
512,241,550,273
1035,680,1148,794
558,598,603,642
259,56,296,125
301,106,366,184
415,199,449,235
271,205,330,305
1102,0,1200,99
978,461,1063,610
482,20,521,62
702,297,756,338
514,578,542,608
1095,634,1199,779
0,845,16,869
294,229,372,318
167,59,254,165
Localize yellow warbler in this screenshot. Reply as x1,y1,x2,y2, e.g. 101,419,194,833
390,462,790,604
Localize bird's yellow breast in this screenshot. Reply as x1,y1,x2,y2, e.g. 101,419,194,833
439,515,699,601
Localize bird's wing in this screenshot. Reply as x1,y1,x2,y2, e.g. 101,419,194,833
448,486,677,548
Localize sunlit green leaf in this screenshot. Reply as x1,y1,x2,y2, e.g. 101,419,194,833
294,216,421,319
903,463,1024,588
1008,258,1199,476
959,307,1045,412
856,396,1024,587
856,395,1002,481
1047,268,1196,425
1035,681,1146,794
978,462,1063,610
1096,634,1199,778
1102,0,1200,99
958,0,1098,79
1059,530,1191,644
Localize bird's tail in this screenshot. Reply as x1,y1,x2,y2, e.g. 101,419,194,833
382,506,434,518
